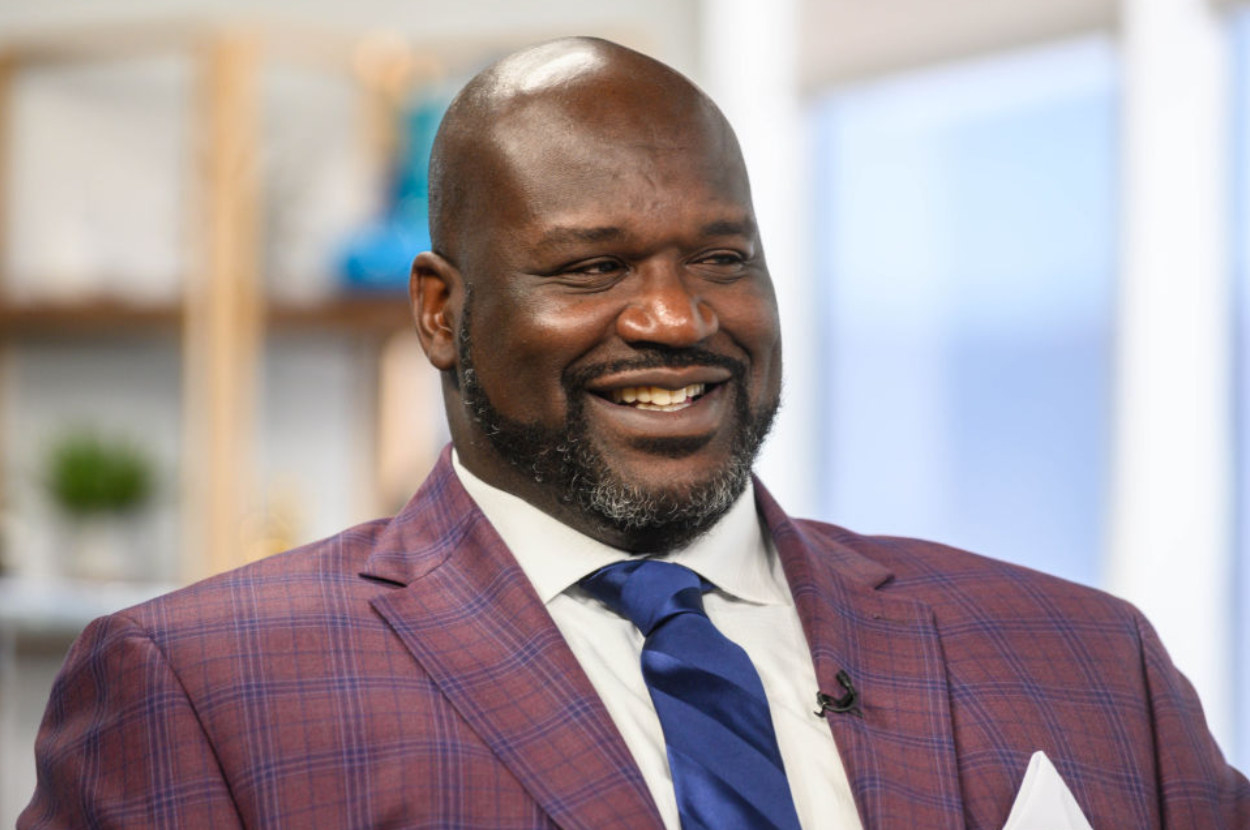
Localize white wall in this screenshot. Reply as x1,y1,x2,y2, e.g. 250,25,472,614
0,0,702,79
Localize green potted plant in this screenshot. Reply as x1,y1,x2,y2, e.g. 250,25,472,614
46,431,154,581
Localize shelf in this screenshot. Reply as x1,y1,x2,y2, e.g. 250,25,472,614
270,293,413,333
0,293,412,338
0,28,430,582
0,299,181,336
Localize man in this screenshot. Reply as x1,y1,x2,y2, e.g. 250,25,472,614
21,37,1248,829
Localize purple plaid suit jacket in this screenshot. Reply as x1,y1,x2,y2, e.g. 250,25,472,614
21,449,1249,828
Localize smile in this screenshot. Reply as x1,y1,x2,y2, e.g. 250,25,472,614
606,383,708,412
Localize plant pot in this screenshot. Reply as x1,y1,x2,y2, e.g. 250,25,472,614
64,513,145,582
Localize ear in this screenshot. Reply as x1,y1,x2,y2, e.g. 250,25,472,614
410,250,462,371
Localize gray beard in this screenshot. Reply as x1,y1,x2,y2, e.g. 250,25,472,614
455,298,777,551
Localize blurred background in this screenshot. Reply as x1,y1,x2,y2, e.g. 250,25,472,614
0,0,1246,820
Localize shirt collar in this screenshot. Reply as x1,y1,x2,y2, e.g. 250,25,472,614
451,450,789,607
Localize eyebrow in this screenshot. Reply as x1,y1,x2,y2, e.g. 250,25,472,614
700,218,757,238
535,217,757,250
535,226,625,249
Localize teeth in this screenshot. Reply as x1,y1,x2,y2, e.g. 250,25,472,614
608,383,706,410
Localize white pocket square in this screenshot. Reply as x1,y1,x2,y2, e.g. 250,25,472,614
1001,751,1094,830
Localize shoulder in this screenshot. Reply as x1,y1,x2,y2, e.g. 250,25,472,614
790,516,1142,630
104,515,400,656
49,511,446,737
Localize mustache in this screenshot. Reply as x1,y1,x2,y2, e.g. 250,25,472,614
563,348,746,392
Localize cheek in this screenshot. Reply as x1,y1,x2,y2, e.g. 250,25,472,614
752,331,784,404
723,314,782,407
470,293,610,411
505,286,619,352
718,290,782,369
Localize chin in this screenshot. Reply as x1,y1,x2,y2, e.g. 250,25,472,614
568,450,753,551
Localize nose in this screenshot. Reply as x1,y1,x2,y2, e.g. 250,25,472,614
615,265,718,347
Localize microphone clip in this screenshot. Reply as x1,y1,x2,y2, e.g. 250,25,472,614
814,669,862,718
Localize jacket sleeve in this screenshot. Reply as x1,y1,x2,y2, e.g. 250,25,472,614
18,612,244,829
1135,611,1250,828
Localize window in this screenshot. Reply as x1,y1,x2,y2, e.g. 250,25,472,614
811,37,1117,588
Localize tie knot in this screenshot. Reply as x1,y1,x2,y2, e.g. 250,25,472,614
580,560,709,636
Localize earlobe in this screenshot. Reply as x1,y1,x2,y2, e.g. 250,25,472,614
410,251,462,371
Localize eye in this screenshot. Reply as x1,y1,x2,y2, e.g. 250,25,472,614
697,251,745,267
692,249,750,280
568,259,624,276
550,258,628,289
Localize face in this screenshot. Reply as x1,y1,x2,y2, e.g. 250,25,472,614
432,105,783,550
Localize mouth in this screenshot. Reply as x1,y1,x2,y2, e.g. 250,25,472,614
603,382,710,412
581,368,737,451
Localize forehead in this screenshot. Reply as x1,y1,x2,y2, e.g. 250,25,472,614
471,101,755,246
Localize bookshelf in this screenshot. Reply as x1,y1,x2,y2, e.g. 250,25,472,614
0,24,429,584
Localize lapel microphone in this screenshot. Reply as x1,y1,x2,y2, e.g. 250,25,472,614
814,669,862,718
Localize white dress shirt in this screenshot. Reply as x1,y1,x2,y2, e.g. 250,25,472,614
452,454,863,829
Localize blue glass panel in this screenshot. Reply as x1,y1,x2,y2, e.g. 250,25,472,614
810,39,1117,589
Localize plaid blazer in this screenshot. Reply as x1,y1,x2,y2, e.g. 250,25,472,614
21,448,1249,829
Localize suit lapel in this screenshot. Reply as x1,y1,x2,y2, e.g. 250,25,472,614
363,452,662,830
757,482,965,829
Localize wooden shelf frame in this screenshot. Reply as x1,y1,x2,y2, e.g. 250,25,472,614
0,294,413,336
0,25,423,581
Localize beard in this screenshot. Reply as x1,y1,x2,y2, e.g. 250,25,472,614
455,296,778,552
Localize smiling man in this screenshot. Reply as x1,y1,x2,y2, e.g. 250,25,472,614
22,37,1248,830
415,38,781,554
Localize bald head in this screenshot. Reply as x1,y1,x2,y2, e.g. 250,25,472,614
427,37,748,265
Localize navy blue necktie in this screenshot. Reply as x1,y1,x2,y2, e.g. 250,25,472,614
580,559,802,830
